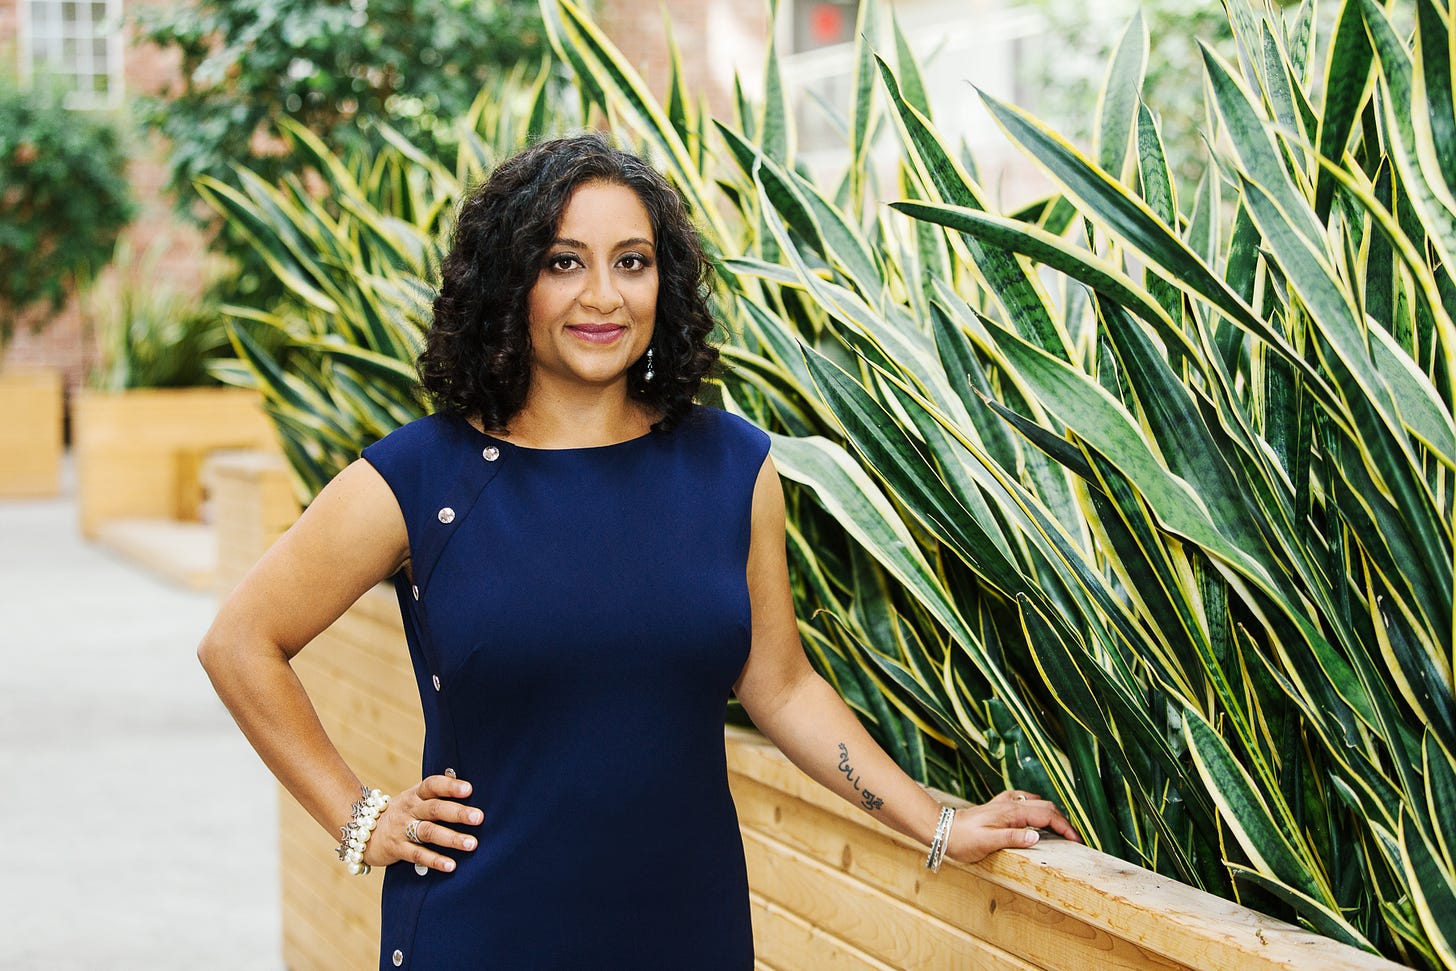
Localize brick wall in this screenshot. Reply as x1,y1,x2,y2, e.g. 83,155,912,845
0,0,210,400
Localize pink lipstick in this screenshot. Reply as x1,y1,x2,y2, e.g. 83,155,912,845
567,324,627,345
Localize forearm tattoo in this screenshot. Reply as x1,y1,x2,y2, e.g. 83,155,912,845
837,742,885,812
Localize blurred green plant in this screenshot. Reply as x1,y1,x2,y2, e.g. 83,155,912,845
86,239,235,391
214,0,1456,964
0,75,134,345
197,68,571,492
133,0,547,306
1013,0,1241,198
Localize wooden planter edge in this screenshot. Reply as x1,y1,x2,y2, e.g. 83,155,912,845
725,726,1404,971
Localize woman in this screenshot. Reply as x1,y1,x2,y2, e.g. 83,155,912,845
199,132,1079,970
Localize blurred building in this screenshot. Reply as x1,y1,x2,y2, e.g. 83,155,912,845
0,0,208,392
596,0,1055,206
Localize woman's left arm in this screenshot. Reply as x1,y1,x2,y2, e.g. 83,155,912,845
733,456,1081,864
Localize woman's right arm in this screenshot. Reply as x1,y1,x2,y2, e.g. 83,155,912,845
197,458,478,873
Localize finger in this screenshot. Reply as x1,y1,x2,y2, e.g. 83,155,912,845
955,823,1042,864
411,818,478,853
998,827,1042,849
1007,800,1082,843
416,798,485,827
1041,810,1083,843
400,840,459,873
417,774,473,801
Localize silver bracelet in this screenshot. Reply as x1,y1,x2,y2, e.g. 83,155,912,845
926,805,956,872
336,786,390,875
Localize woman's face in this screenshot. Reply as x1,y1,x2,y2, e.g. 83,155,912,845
525,180,658,398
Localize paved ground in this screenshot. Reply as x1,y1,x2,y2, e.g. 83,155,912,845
0,465,284,970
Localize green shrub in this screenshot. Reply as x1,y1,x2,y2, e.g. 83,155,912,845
87,240,235,390
133,0,548,310
0,76,134,344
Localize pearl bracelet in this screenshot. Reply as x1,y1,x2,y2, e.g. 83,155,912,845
337,786,390,875
926,804,956,872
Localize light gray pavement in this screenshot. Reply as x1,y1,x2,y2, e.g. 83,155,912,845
0,463,284,970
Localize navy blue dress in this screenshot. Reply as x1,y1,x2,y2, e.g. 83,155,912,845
361,405,768,970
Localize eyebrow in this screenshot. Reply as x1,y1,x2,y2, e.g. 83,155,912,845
551,236,655,250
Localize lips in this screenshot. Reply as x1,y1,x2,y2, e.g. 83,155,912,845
566,324,627,345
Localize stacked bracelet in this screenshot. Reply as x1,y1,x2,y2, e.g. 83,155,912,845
337,786,390,875
926,804,957,872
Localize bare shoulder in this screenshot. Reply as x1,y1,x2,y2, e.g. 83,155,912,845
280,457,410,586
217,458,409,656
750,453,785,529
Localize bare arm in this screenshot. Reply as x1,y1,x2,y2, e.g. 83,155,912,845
732,456,1080,864
198,458,478,872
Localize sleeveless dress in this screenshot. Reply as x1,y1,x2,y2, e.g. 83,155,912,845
360,404,769,970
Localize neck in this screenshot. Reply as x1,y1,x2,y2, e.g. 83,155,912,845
502,383,655,449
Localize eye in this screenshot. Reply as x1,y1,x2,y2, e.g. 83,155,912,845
618,253,653,271
545,253,581,272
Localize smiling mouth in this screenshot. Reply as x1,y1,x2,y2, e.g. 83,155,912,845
567,324,627,345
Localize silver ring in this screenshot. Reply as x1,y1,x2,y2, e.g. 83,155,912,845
1013,792,1027,802
405,819,423,844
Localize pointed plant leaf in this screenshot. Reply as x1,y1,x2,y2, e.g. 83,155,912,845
1401,809,1456,968
1183,707,1323,902
1095,10,1148,181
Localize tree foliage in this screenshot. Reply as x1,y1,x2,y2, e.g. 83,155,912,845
133,0,546,300
135,0,545,208
0,77,134,344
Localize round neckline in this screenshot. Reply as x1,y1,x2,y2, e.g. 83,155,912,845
454,413,659,454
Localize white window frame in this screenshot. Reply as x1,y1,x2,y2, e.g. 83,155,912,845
18,0,126,110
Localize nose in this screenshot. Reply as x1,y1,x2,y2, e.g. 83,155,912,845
579,263,624,314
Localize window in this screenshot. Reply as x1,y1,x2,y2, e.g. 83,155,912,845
19,0,124,110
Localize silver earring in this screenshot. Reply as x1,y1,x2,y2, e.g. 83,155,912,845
644,347,655,383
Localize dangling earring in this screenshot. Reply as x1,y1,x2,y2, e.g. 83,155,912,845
644,346,655,383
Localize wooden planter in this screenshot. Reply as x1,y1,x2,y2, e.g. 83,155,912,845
73,387,277,538
0,368,64,498
213,453,1407,971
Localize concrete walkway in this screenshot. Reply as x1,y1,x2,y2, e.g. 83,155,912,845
0,464,284,970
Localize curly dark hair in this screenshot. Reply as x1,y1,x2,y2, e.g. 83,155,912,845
419,131,719,434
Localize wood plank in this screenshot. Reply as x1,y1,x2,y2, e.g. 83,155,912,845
743,827,1041,971
725,729,1407,971
278,792,384,931
93,517,217,590
74,388,278,535
304,626,417,709
750,891,897,971
350,582,408,627
279,850,379,970
321,603,412,669
0,369,63,497
732,771,1181,971
294,638,413,720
